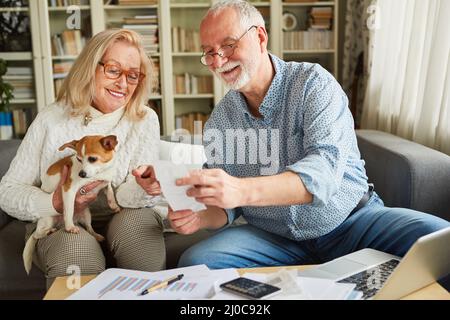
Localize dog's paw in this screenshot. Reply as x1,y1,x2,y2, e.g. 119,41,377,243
94,233,105,242
46,228,57,235
65,225,80,234
112,206,121,213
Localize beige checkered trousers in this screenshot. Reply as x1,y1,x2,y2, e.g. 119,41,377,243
25,203,166,288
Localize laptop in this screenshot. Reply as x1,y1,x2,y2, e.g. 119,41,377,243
297,227,450,300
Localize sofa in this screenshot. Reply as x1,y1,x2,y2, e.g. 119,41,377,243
1,129,449,299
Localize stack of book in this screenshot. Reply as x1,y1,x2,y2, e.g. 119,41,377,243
175,112,210,135
173,73,213,95
283,30,333,50
309,7,333,30
122,13,159,55
171,27,201,53
48,0,88,7
53,61,73,78
53,61,73,95
150,58,160,94
4,66,35,100
117,0,158,5
51,30,85,56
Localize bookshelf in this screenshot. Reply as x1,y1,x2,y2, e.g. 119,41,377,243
168,1,215,135
280,0,338,77
0,0,43,139
1,0,340,139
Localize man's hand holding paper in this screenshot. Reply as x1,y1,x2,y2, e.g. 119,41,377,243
152,160,207,212
175,168,245,209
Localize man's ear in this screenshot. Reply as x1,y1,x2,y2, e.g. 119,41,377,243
100,135,118,151
58,139,79,151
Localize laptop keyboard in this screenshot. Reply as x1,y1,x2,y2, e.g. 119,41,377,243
337,259,400,299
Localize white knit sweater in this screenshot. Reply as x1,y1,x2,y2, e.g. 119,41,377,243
0,102,164,222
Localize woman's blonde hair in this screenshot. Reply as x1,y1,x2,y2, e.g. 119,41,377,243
56,28,154,121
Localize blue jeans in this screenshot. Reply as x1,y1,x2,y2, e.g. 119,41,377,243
178,193,450,269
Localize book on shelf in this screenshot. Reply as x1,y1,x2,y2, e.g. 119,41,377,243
11,108,31,139
150,59,160,94
0,112,13,141
123,15,158,25
175,112,210,135
53,61,73,74
283,30,333,50
118,12,159,55
10,83,35,99
173,73,213,95
171,27,201,53
52,30,85,56
5,67,33,76
48,0,89,7
309,7,333,30
283,0,319,2
117,0,158,5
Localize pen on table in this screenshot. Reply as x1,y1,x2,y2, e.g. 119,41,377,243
139,274,184,296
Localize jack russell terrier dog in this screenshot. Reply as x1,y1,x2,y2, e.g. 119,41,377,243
23,135,121,274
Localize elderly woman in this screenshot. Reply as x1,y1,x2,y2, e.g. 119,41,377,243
0,29,166,287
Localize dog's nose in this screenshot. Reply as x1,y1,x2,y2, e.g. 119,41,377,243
79,171,87,178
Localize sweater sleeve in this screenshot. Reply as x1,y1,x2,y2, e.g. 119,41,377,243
0,107,60,221
115,109,166,208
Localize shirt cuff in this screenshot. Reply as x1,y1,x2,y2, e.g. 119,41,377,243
34,192,59,218
285,159,337,207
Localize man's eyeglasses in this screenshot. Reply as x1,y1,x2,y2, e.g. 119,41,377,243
98,61,145,85
200,25,257,66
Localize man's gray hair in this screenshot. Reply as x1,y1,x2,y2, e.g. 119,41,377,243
206,0,265,29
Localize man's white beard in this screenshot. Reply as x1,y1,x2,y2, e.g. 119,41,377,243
214,60,253,90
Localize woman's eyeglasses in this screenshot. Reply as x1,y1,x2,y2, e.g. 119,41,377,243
98,61,145,85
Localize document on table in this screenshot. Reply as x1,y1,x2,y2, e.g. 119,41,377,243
152,160,207,212
67,265,216,300
211,270,360,300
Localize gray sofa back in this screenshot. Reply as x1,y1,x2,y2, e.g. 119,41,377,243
356,130,450,221
0,139,20,229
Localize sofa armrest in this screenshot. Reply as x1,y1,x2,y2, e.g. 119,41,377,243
356,130,450,221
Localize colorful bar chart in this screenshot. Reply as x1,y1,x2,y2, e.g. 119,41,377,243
98,276,198,298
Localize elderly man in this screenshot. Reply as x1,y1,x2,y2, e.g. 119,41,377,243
168,0,449,269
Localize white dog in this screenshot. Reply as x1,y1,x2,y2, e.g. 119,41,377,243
23,135,121,274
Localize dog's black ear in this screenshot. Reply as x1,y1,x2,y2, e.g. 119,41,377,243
58,139,78,151
100,135,118,151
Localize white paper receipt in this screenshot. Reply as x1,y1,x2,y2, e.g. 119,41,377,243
152,160,207,212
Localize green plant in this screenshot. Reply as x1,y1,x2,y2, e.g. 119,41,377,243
0,58,14,112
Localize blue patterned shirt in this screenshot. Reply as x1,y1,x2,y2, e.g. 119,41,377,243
203,54,369,241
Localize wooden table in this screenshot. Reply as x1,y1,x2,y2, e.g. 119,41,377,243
44,265,450,300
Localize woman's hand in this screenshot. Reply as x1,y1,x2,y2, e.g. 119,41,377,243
132,165,161,196
52,165,104,214
167,207,203,235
